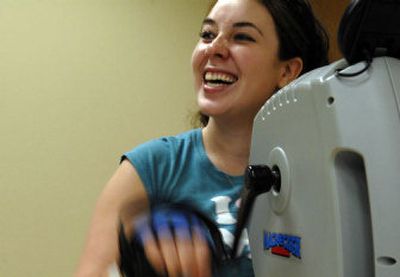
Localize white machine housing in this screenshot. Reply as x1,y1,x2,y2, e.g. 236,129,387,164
248,57,400,277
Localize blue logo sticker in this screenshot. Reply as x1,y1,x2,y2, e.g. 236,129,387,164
263,231,301,259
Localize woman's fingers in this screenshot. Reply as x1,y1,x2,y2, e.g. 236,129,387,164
157,234,182,277
173,214,198,277
142,234,168,276
135,217,167,276
160,231,212,277
136,211,214,277
192,225,212,277
152,212,183,277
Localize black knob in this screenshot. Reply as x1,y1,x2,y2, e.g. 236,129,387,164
231,164,281,258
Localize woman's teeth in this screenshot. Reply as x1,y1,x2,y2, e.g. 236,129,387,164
204,72,237,86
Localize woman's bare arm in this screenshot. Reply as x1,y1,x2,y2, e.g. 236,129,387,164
74,160,149,277
75,159,212,277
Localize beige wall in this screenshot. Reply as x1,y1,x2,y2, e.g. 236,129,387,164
0,1,208,276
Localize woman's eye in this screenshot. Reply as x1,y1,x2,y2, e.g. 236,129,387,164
234,33,256,42
199,31,215,41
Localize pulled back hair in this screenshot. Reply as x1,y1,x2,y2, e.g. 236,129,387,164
195,0,329,127
261,0,329,74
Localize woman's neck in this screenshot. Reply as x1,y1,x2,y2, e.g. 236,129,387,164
202,118,253,176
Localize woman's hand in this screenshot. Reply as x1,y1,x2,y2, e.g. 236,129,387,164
123,208,214,277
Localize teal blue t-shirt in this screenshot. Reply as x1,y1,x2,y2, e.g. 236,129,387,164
123,128,254,277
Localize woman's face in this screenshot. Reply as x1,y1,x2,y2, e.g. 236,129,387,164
192,0,288,122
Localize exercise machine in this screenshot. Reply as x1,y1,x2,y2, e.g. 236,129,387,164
235,0,400,276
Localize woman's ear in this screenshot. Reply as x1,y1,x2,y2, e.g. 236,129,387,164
277,57,303,89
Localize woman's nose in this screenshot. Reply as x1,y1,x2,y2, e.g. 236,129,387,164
205,36,229,59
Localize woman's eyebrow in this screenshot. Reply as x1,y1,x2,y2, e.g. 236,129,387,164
202,18,216,26
233,21,263,36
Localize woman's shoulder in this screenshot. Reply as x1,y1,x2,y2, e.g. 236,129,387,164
123,128,202,161
141,128,200,150
121,128,204,202
166,128,202,143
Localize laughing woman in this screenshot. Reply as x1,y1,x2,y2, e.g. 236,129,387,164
75,0,328,276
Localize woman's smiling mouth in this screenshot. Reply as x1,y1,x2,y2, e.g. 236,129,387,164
203,71,238,88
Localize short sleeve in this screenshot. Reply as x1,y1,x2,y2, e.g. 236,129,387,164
121,137,175,203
